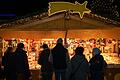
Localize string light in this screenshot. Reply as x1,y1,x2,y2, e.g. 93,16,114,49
90,0,120,21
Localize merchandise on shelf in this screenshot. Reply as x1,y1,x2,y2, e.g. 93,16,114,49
2,38,120,69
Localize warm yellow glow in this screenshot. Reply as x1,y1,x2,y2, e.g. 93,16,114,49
41,39,55,41
48,1,91,18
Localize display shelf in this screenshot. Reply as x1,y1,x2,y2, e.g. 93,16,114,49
2,38,120,69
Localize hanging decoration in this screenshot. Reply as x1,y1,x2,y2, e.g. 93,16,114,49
48,1,91,19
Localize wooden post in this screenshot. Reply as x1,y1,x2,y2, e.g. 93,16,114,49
64,11,70,48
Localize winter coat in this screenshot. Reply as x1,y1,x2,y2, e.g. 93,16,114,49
51,43,69,70
89,54,107,80
2,51,16,75
66,55,90,80
15,48,31,79
0,63,5,79
38,48,53,73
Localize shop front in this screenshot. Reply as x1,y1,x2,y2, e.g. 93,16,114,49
0,13,120,80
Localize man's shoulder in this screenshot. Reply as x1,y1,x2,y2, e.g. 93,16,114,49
64,47,68,51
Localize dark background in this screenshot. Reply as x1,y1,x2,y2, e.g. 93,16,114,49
0,0,120,23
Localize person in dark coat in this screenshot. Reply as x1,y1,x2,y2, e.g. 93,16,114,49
0,64,3,79
0,64,4,80
66,47,90,80
51,38,70,80
2,47,17,80
89,48,107,80
38,44,53,80
15,43,31,80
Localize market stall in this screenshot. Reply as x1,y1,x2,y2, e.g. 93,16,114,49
0,12,120,80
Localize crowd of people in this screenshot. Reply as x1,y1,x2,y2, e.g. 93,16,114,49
38,38,107,80
0,43,31,80
0,38,107,80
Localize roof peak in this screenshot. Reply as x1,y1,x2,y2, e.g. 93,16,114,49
0,12,120,28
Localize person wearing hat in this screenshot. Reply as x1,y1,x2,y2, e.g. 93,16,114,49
51,38,70,80
89,48,107,80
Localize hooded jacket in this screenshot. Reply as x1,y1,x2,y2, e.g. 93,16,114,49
66,55,90,80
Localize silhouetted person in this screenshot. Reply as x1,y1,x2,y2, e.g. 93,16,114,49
15,43,31,80
51,38,70,80
38,44,53,80
89,48,107,80
2,47,17,80
0,64,1,77
66,47,90,80
0,64,4,80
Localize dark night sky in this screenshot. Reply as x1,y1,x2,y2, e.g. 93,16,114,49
0,0,49,18
0,0,120,22
0,0,91,18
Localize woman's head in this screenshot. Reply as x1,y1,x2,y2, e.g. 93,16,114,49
75,47,84,55
92,48,101,56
